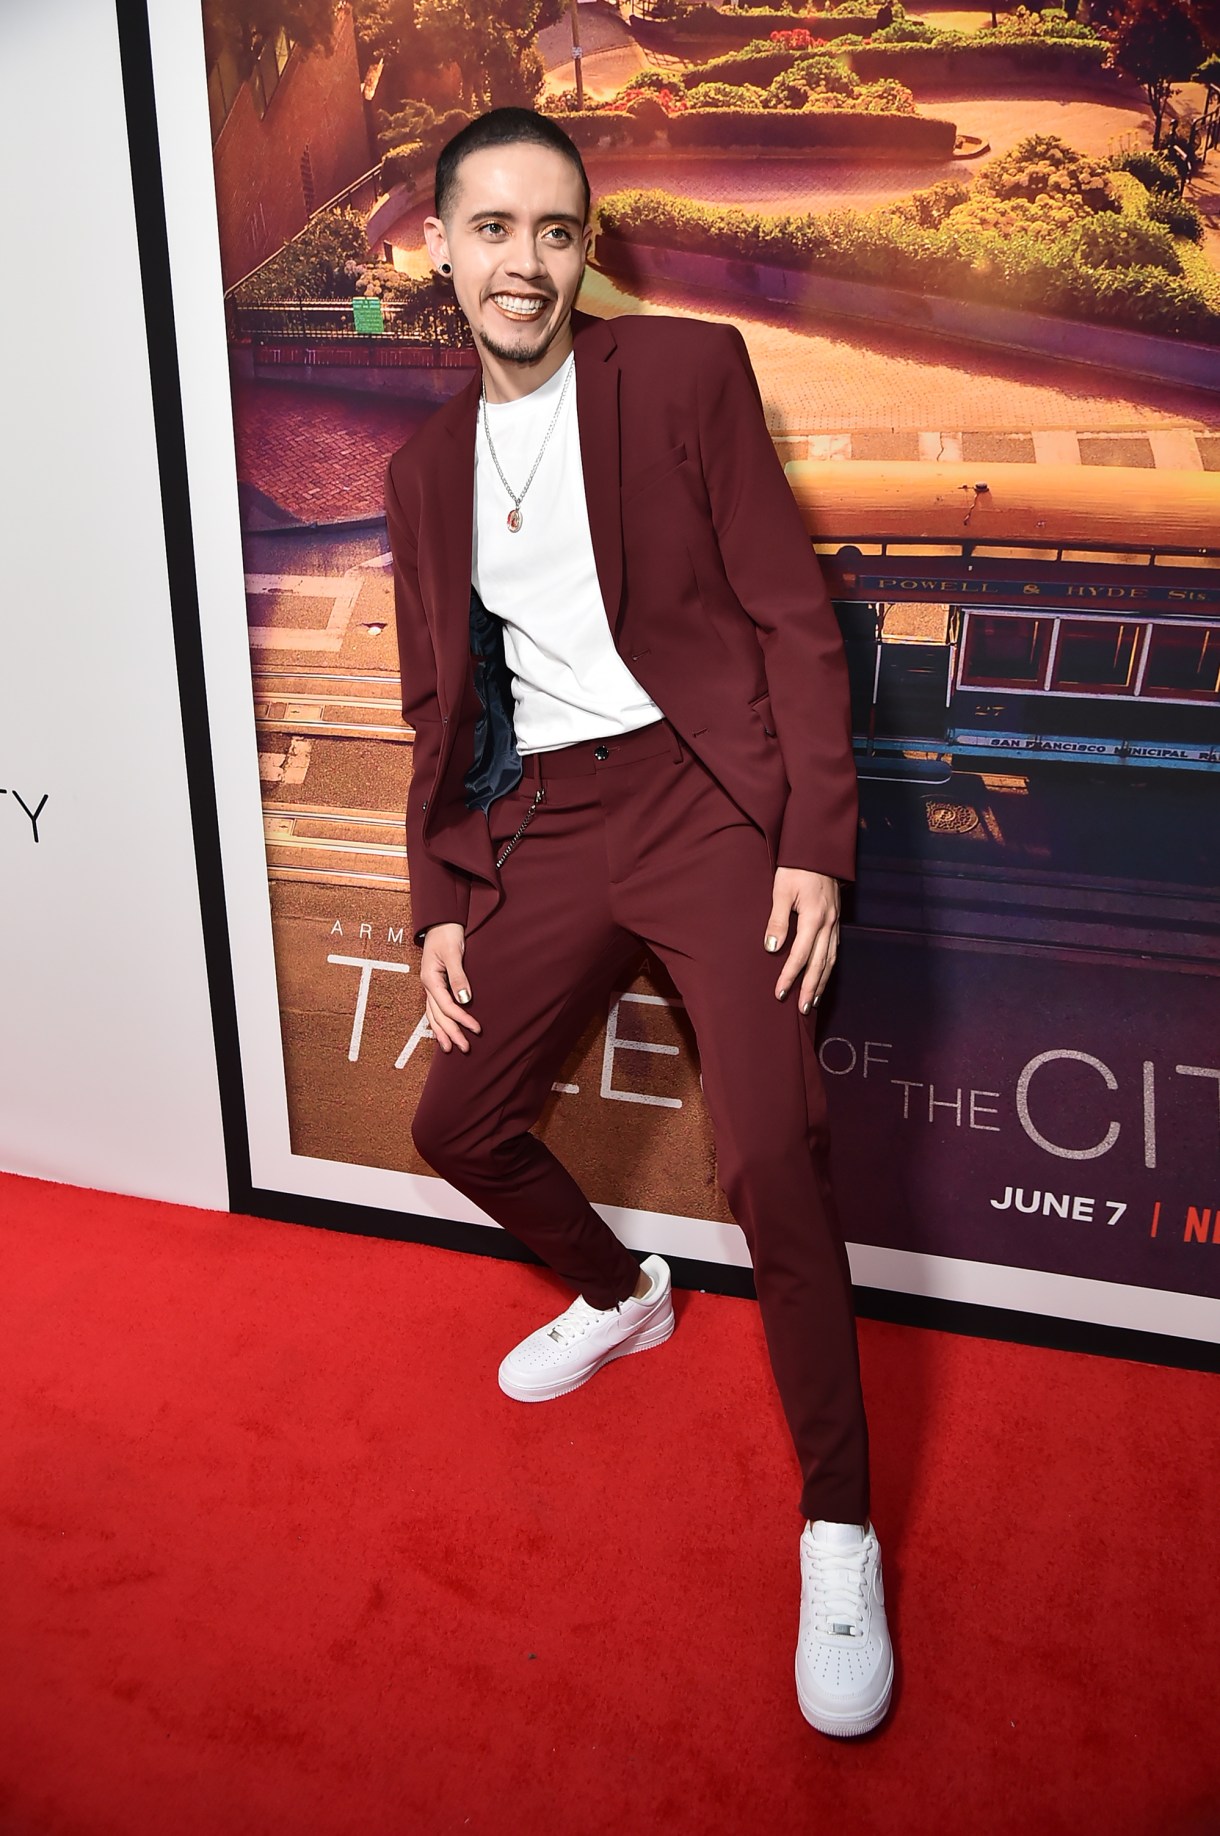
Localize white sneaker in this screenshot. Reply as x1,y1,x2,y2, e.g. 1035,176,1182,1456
498,1253,674,1402
795,1518,894,1738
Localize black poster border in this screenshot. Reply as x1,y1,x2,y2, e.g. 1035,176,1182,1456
113,0,1220,1377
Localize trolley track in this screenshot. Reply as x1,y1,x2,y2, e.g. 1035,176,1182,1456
262,802,408,890
253,668,414,744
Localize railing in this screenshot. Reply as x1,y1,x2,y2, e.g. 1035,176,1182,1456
316,164,385,220
229,296,469,342
250,337,479,371
219,148,470,351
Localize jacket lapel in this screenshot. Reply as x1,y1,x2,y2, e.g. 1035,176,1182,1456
572,311,624,637
425,308,624,719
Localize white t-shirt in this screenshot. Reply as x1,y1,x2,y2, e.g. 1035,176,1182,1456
471,348,662,755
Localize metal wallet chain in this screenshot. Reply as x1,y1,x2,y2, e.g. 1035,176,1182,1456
493,784,547,870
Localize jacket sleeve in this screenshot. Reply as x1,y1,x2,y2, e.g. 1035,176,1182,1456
695,324,859,883
384,457,472,946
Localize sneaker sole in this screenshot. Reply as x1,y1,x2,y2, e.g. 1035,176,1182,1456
498,1306,675,1403
794,1649,894,1738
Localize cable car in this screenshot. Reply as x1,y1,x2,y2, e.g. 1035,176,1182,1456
785,460,1220,773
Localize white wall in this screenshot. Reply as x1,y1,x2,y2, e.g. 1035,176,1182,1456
0,1,227,1207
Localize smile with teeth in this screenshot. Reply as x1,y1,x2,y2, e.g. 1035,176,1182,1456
491,293,549,319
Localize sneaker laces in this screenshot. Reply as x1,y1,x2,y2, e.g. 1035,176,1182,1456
805,1538,869,1639
545,1295,610,1347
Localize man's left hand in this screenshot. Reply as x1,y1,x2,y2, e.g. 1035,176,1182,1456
764,868,840,1013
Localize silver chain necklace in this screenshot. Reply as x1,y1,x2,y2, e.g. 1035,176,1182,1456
480,351,575,533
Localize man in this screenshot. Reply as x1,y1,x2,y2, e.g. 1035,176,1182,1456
384,105,893,1738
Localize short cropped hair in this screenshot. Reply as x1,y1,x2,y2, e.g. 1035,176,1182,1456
434,106,591,227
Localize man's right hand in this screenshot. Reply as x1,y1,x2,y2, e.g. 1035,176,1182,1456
419,922,481,1054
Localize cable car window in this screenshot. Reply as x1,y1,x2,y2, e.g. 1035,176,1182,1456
1141,623,1220,700
960,614,1052,688
1050,620,1141,694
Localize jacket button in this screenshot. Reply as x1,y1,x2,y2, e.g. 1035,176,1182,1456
594,744,610,761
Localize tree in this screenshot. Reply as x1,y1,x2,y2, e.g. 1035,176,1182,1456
411,0,563,114
376,98,472,186
1107,0,1205,145
1183,0,1220,45
352,0,413,74
202,0,337,73
354,0,562,116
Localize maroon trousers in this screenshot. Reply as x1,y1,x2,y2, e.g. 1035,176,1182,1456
411,716,870,1525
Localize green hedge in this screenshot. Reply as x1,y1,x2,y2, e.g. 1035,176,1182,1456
682,37,862,85
665,106,954,149
544,101,948,148
635,6,879,37
682,28,1107,87
594,187,1220,343
1110,149,1179,195
1146,194,1205,241
721,0,883,9
850,36,1108,75
541,109,635,147
705,2,891,13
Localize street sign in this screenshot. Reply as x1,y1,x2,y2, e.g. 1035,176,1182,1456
352,296,384,334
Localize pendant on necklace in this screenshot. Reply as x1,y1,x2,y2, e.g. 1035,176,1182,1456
507,507,523,533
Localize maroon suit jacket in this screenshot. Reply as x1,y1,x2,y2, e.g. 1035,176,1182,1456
384,306,858,947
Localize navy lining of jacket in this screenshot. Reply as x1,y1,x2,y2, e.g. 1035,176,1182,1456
463,584,524,814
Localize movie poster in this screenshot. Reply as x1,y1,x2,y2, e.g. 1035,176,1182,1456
140,0,1220,1337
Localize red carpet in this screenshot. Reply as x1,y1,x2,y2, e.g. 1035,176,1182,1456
1,1169,1217,1836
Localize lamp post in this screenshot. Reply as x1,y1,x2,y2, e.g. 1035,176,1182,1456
569,0,584,109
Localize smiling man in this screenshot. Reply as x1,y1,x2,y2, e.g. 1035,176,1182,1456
384,106,893,1738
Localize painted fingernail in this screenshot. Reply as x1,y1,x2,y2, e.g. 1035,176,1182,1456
457,989,471,1004
765,936,779,952
777,986,788,1001
801,1000,811,1014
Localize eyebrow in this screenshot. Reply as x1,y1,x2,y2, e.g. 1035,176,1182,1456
463,207,584,229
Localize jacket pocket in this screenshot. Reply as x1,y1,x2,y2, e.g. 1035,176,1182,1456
621,440,688,505
749,688,777,737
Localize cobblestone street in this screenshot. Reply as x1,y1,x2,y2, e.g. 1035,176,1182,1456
231,381,434,524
